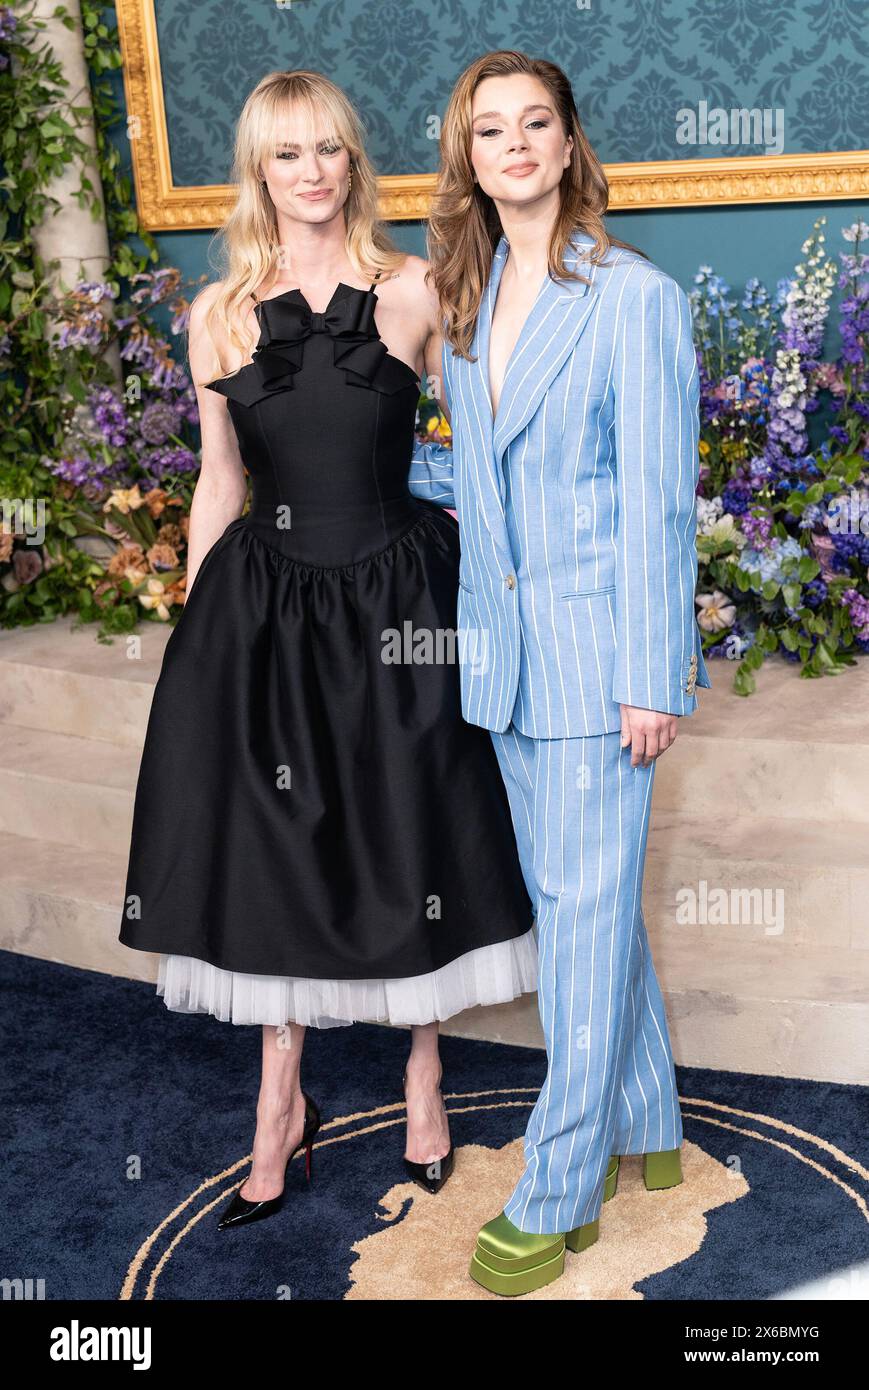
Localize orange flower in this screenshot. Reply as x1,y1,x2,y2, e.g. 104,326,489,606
157,523,183,548
146,542,179,571
106,544,146,578
143,488,169,519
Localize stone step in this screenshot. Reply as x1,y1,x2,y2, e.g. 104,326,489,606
653,730,869,824
654,656,869,824
644,811,869,952
652,937,869,1086
0,723,138,852
0,615,166,747
0,830,152,983
2,618,869,760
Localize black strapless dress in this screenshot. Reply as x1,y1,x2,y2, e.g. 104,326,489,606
118,276,536,1027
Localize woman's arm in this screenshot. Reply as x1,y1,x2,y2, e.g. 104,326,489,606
610,269,703,750
185,286,249,597
408,283,455,507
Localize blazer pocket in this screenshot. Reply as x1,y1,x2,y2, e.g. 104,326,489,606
559,584,616,600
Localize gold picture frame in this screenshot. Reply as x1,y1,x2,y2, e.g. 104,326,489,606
118,0,869,231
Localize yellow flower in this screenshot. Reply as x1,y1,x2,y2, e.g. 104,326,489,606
104,485,145,515
698,439,711,457
721,439,749,462
138,576,171,621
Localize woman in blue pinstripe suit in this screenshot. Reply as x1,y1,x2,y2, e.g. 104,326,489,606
410,50,711,1295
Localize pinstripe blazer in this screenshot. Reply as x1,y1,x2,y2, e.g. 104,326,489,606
410,228,711,738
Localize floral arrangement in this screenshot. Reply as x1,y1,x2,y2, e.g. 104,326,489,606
2,269,205,632
0,0,202,635
691,217,869,693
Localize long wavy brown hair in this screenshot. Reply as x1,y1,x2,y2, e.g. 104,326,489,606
428,50,647,360
201,70,404,383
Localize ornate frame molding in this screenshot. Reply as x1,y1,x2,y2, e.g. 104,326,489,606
117,0,869,231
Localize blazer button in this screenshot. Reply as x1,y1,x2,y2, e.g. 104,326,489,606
505,574,516,589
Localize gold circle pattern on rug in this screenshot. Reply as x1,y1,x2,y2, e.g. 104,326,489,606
119,1088,869,1300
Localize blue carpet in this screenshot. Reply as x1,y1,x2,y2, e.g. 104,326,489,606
1,949,867,1301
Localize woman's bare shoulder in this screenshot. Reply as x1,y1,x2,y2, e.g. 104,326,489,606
384,254,439,324
188,282,240,384
188,280,226,334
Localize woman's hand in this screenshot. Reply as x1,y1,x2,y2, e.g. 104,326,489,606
619,705,678,768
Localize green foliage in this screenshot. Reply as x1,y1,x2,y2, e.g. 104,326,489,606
0,1,192,635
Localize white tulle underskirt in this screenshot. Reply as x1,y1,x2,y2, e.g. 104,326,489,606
156,927,538,1028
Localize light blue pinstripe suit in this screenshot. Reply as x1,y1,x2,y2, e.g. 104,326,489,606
410,229,710,1234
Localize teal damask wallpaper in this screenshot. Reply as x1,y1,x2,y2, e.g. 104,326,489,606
118,0,867,330
156,0,868,183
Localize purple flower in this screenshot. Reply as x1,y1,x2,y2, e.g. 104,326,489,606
721,478,753,516
141,446,199,481
741,512,773,546
842,587,869,639
89,387,131,448
139,400,179,446
830,532,869,573
49,453,114,486
803,578,828,609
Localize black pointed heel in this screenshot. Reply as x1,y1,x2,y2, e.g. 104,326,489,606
401,1069,454,1193
403,1143,455,1193
217,1090,321,1231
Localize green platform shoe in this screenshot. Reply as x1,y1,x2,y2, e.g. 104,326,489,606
643,1147,683,1190
602,1152,620,1202
469,1186,614,1295
469,1213,567,1296
604,1147,683,1198
561,1153,621,1253
469,1156,628,1295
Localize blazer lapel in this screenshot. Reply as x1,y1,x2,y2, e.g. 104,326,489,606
461,240,508,517
491,231,599,476
454,230,601,543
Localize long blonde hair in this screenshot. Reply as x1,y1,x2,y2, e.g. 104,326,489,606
202,70,404,381
428,50,647,360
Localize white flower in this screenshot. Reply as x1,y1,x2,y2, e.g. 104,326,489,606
709,513,744,547
696,589,737,632
696,495,724,533
842,221,869,244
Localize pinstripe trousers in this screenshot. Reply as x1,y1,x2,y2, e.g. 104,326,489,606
490,724,683,1235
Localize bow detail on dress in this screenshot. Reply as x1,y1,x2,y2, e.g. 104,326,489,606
205,284,419,408
254,288,388,393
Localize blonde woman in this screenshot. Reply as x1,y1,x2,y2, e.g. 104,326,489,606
119,70,536,1230
410,50,709,1294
